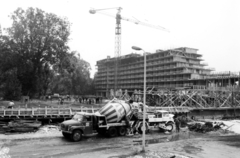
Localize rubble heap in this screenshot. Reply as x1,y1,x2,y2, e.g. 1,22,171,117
187,121,225,133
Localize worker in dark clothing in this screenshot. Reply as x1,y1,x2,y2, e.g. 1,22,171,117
175,118,180,133
8,100,14,108
60,97,64,105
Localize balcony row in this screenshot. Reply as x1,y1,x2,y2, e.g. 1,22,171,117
98,66,189,76
96,71,193,81
97,56,204,72
97,64,207,76
95,83,195,90
96,77,191,85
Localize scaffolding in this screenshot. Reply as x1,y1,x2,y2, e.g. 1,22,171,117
129,86,240,109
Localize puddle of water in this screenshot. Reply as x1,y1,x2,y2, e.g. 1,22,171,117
48,146,122,157
133,137,168,146
213,135,240,148
168,131,205,142
183,145,202,154
147,138,166,144
133,131,207,146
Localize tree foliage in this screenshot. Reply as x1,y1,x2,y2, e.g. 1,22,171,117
51,52,94,95
0,7,94,100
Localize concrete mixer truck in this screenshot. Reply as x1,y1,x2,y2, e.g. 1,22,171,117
60,99,174,141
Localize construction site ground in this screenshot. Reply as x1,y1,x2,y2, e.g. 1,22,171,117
1,100,240,158
0,125,240,158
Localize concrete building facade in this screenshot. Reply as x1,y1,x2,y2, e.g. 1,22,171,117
95,47,238,97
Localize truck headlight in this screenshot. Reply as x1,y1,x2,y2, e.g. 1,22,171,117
61,124,65,130
68,126,72,131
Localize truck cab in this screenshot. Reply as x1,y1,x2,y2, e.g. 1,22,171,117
147,110,175,132
61,112,106,141
148,110,174,123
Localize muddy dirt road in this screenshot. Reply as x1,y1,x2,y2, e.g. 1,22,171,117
1,131,240,158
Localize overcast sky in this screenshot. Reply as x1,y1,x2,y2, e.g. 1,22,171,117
1,0,240,77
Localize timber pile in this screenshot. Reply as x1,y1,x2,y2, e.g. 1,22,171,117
187,121,225,133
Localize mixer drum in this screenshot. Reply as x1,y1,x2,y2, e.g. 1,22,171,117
96,101,131,123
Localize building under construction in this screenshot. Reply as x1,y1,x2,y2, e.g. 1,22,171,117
95,47,240,97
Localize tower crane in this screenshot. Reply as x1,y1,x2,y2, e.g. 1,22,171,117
89,7,169,96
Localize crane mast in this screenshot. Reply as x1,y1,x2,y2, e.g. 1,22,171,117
90,7,123,97
114,8,122,95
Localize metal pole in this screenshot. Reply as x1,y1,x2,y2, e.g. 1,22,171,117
142,51,146,152
131,46,147,152
239,72,240,88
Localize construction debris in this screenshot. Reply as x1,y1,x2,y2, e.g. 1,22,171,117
2,120,41,133
221,120,240,134
187,121,225,133
36,125,59,134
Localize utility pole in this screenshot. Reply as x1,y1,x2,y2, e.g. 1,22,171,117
0,24,2,35
239,71,240,88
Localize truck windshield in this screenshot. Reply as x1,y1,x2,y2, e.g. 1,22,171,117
72,114,84,121
162,112,169,117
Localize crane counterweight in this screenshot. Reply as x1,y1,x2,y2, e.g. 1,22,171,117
89,10,96,14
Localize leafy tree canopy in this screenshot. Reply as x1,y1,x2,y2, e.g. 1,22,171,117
0,7,94,100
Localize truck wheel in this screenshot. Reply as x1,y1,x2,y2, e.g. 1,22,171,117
138,123,149,134
118,127,127,136
165,123,174,132
62,132,70,139
71,130,82,142
108,127,117,137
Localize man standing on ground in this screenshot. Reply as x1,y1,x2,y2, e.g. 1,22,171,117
8,100,14,108
175,117,180,132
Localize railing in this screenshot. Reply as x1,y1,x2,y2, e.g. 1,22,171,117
0,107,99,117
207,86,240,91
